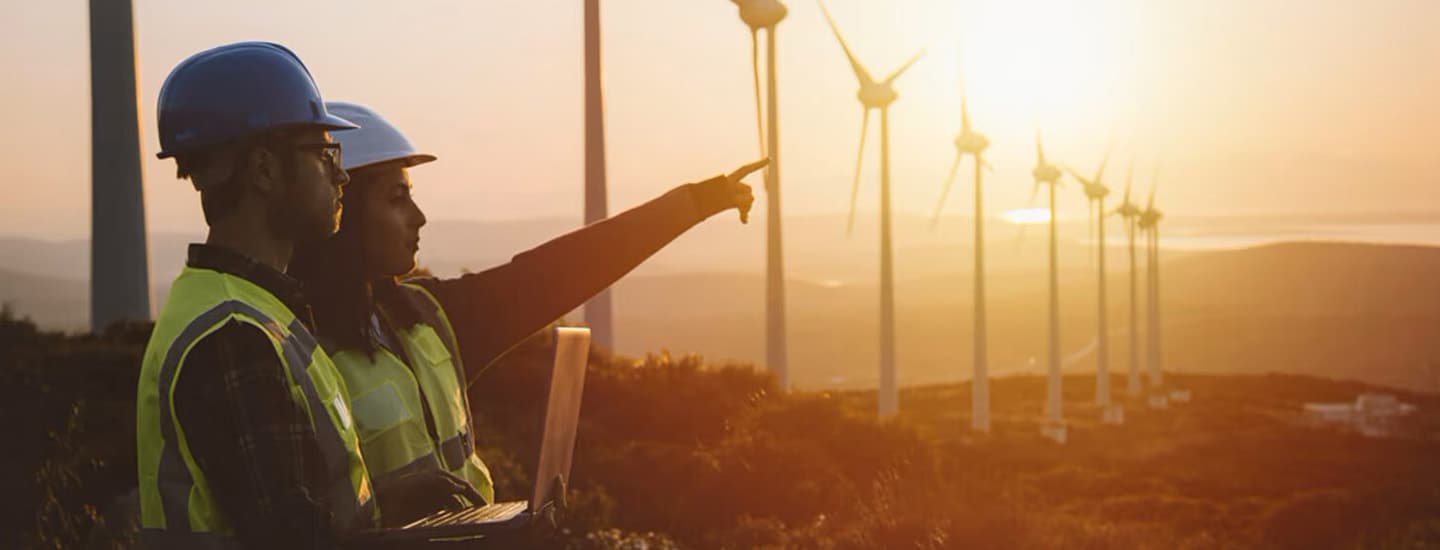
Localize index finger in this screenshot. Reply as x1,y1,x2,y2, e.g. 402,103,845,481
727,158,771,182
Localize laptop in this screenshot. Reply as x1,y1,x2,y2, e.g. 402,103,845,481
351,326,591,544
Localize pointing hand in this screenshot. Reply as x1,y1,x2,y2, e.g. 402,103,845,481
725,158,768,224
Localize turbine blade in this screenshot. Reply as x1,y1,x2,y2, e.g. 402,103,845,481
1035,129,1045,163
930,153,963,229
1026,180,1041,207
960,94,971,131
751,28,765,157
847,108,871,236
1064,165,1092,186
1094,145,1113,183
817,0,878,86
882,50,925,84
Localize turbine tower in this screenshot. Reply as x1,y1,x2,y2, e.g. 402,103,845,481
1067,153,1124,424
1028,132,1066,440
89,0,150,333
584,0,614,350
819,0,922,419
1137,182,1167,408
1113,164,1144,398
731,0,791,389
931,81,992,432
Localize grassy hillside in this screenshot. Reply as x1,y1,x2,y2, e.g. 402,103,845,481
4,310,1439,549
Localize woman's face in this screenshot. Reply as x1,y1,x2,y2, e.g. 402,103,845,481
352,162,427,278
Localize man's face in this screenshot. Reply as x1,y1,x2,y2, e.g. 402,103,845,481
351,163,427,278
271,128,349,245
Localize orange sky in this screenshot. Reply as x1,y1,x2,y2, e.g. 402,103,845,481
2,0,1437,239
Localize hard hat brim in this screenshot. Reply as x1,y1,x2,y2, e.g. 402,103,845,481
346,153,438,173
315,113,360,131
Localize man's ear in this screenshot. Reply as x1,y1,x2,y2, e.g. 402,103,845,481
246,145,282,197
191,148,236,191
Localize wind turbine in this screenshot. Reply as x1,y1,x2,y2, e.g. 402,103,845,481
730,0,791,389
583,0,614,350
1029,132,1066,440
931,80,993,432
1066,153,1124,424
1137,181,1168,408
89,0,151,333
819,0,922,419
1112,164,1144,399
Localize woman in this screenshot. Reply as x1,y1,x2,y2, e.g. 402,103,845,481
289,101,766,525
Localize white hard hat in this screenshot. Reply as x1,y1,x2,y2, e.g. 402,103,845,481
324,101,437,172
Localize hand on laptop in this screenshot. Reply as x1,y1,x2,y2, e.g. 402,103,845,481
375,468,487,526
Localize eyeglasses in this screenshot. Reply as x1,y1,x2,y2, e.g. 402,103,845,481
293,142,343,171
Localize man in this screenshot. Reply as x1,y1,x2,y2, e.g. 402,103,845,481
134,41,399,548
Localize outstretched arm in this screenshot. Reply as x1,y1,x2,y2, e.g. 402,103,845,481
419,160,766,381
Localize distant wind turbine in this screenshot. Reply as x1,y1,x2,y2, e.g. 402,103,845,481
730,0,791,389
819,0,922,419
932,80,992,432
1066,152,1124,424
1137,179,1167,408
1028,131,1067,439
1112,164,1144,398
1019,131,1077,440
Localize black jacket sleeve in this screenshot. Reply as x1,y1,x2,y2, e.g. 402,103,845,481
417,181,714,381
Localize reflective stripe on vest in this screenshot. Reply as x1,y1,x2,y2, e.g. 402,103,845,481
138,268,374,545
330,282,495,506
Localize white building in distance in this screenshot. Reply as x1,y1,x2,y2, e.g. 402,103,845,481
1303,393,1417,438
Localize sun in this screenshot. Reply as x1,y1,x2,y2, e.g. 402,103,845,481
945,0,1142,135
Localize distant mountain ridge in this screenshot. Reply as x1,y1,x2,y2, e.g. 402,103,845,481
4,227,1438,393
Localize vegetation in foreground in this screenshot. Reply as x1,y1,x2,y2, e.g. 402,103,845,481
4,308,1440,549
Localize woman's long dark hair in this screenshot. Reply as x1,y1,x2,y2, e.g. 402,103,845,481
290,168,423,354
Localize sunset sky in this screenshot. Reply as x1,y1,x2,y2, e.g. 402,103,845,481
2,0,1436,240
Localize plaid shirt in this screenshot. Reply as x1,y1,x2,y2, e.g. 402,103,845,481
170,244,343,548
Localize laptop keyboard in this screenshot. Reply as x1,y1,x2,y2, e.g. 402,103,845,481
408,501,528,527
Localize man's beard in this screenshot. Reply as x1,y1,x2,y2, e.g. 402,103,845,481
270,179,337,247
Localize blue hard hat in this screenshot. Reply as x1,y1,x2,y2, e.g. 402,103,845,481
156,41,357,159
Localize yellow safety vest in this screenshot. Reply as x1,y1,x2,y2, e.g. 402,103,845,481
136,267,375,548
330,282,495,509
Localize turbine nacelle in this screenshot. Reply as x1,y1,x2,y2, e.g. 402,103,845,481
1083,181,1110,200
858,84,899,109
819,0,920,111
954,130,989,155
1032,162,1062,185
733,0,788,29
1138,209,1163,229
1114,201,1142,219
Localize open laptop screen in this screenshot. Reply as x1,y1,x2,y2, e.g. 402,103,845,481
530,326,590,511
